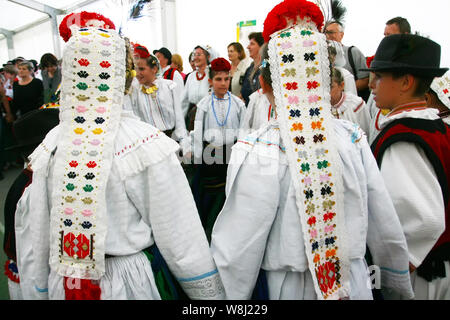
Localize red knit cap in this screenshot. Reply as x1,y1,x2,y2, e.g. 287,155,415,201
210,58,231,72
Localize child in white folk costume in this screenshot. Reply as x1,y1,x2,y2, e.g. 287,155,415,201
127,44,190,154
367,34,450,300
16,11,224,300
191,58,246,241
330,67,371,134
210,0,413,300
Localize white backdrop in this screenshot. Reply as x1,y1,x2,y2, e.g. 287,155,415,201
1,0,449,71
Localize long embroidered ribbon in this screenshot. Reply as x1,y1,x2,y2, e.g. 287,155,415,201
268,23,350,299
50,27,125,280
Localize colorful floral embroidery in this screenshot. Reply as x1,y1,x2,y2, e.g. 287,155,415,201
67,172,77,179
288,96,300,104
83,185,94,192
284,68,296,77
97,96,108,102
291,123,303,131
81,209,93,217
311,121,322,130
76,95,90,101
74,116,86,123
66,183,75,191
98,84,109,92
282,54,295,63
69,161,79,167
64,219,73,227
317,160,329,169
301,163,311,172
85,173,95,180
81,221,93,229
99,61,111,68
304,52,316,61
306,67,319,77
74,128,85,135
76,105,88,113
95,117,105,124
309,108,321,117
290,109,301,117
285,82,298,90
86,161,97,168
92,128,103,135
294,136,306,145
76,82,88,90
65,196,75,203
99,72,110,80
307,81,320,90
78,58,90,67
77,71,89,78
82,198,93,205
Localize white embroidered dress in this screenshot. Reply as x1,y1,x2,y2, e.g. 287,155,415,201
19,108,225,300
211,120,414,300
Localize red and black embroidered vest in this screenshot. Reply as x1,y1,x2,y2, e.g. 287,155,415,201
163,67,177,81
371,118,450,281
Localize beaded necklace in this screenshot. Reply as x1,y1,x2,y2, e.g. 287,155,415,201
211,92,231,127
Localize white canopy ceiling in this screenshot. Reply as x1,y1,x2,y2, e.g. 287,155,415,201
0,0,96,34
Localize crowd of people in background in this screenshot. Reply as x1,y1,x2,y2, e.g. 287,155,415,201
1,0,449,301
0,16,416,182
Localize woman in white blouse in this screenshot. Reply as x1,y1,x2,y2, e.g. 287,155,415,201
131,46,190,153
227,42,250,98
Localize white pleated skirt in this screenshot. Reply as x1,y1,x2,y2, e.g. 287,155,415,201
48,251,161,300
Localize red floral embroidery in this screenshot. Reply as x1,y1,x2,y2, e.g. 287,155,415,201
316,261,337,294
307,216,316,226
86,161,97,168
324,212,336,222
69,161,79,168
100,61,111,68
444,89,449,94
307,81,319,90
78,59,90,67
285,82,298,90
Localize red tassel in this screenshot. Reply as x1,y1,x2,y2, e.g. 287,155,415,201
263,0,324,42
64,277,101,300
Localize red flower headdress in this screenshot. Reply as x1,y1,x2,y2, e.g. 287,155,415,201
133,43,151,59
210,58,231,72
262,0,324,42
59,11,116,42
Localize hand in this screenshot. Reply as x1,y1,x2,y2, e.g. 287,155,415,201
409,262,416,273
